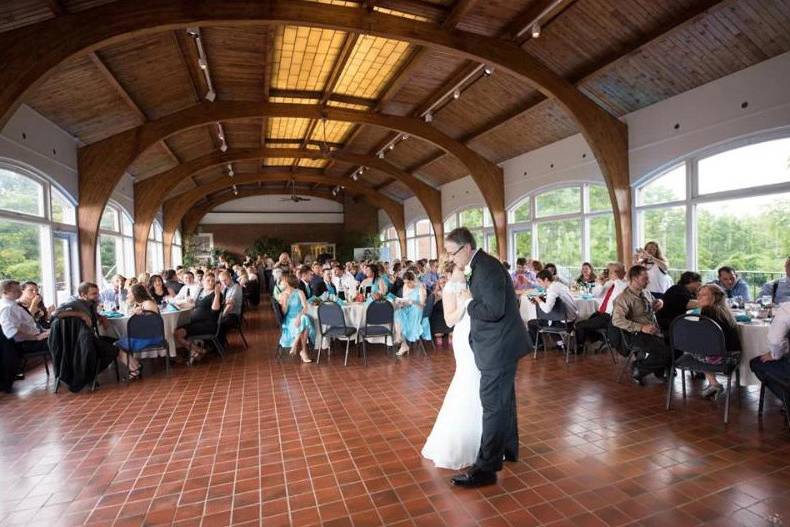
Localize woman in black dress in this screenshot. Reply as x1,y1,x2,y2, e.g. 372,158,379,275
148,274,168,305
174,272,223,364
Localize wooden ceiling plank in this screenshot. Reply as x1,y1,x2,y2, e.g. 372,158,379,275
261,27,273,147
47,0,66,16
441,0,480,29
375,0,448,21
88,51,147,124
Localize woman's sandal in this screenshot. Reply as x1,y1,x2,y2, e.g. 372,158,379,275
128,364,143,381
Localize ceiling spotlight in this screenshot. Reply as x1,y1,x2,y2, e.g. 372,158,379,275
387,144,395,151
424,112,433,123
401,134,409,141
226,163,232,171
186,28,200,38
483,65,494,76
228,169,234,177
351,173,358,181
531,22,541,38
220,143,228,153
198,58,208,70
205,89,216,102
331,187,338,196
232,184,238,196
377,152,385,159
453,89,461,100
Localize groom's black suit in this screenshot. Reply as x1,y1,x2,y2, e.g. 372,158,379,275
467,249,531,474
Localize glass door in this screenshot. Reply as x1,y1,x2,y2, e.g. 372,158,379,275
53,232,77,305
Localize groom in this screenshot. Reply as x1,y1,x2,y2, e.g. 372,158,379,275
445,227,531,487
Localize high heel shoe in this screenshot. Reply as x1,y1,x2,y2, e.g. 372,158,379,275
396,343,409,357
299,350,312,363
128,364,143,381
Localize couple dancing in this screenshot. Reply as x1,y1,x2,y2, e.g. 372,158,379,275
422,227,531,487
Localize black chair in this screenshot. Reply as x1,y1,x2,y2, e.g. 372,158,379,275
421,293,436,353
532,298,576,363
187,309,225,361
271,296,286,361
223,302,249,350
50,317,120,393
594,327,618,365
118,310,169,377
757,353,790,429
617,329,643,383
357,300,394,367
666,315,741,424
316,302,356,365
0,327,21,392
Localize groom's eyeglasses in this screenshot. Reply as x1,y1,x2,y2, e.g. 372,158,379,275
446,246,466,257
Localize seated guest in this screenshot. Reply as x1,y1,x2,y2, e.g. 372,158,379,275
544,263,569,286
575,262,627,353
1,280,50,389
174,273,223,365
245,266,258,282
429,274,452,344
511,258,534,292
713,266,750,301
273,271,290,299
313,268,337,298
298,266,314,299
163,269,183,296
137,272,151,288
691,284,741,400
527,269,578,344
278,274,314,363
309,262,324,292
100,274,127,310
218,270,243,342
174,271,202,304
18,281,54,329
360,263,388,298
750,300,790,404
656,271,701,331
148,274,168,304
421,259,440,291
115,285,164,361
575,262,597,289
236,268,249,288
53,281,139,380
195,269,204,284
353,262,366,283
395,271,427,357
612,265,673,384
760,256,790,304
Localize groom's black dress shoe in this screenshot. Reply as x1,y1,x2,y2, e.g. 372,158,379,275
503,453,518,462
451,470,496,488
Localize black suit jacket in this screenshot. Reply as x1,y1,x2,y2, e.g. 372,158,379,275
298,280,312,299
467,250,530,370
313,280,336,298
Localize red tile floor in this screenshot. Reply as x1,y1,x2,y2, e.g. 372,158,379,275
1,305,790,527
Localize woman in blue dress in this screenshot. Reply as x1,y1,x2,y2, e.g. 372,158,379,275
360,263,388,299
278,274,315,363
396,271,427,356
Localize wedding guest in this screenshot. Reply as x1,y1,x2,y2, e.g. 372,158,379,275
429,274,452,344
360,263,387,298
760,256,790,304
612,265,673,384
657,271,701,331
175,271,202,304
137,272,151,287
0,281,50,384
18,281,54,329
530,259,543,275
148,275,168,305
174,273,223,365
163,269,183,295
511,258,532,292
750,300,790,403
527,269,578,343
273,271,289,299
575,262,627,353
421,259,440,291
690,284,741,399
396,271,428,357
278,274,314,363
100,274,127,311
297,266,313,299
309,262,324,292
635,241,672,298
712,266,751,301
114,285,163,370
219,270,243,342
353,262,366,283
313,268,337,297
575,262,597,289
543,263,569,286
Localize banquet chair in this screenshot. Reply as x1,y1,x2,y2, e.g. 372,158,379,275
223,301,249,351
316,302,356,365
357,300,394,367
271,297,286,361
757,345,790,429
617,329,642,383
666,315,741,424
187,309,225,361
594,327,618,365
532,298,577,363
120,310,169,377
421,293,437,353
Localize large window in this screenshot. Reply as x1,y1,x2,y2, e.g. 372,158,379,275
97,201,135,284
508,183,615,273
171,229,183,268
634,135,790,291
0,165,77,305
444,207,496,254
406,219,436,260
379,226,401,261
147,220,164,273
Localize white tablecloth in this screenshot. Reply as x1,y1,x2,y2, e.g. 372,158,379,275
737,320,771,386
519,293,599,323
306,302,401,350
100,308,193,358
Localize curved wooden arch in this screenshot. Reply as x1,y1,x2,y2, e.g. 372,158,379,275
161,172,407,271
0,0,629,278
80,101,494,280
134,146,443,271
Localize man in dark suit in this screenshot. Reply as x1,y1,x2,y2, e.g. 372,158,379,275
312,268,337,298
297,266,313,299
444,227,531,487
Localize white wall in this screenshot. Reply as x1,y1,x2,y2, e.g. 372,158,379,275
382,49,790,229
212,194,342,213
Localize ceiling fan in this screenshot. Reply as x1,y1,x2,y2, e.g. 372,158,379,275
281,178,312,202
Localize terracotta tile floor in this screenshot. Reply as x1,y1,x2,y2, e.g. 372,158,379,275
2,306,790,527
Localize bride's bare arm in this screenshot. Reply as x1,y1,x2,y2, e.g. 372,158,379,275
442,287,458,327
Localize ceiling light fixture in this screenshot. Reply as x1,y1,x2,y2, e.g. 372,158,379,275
531,22,541,38
424,112,433,123
351,173,358,181
220,143,228,153
483,65,494,76
198,58,208,70
453,89,461,100
401,134,409,141
205,89,216,102
377,152,385,159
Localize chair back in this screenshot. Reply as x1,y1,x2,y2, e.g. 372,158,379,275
126,310,166,349
670,315,727,358
366,300,394,326
318,302,346,331
536,296,568,322
271,297,285,325
422,292,436,319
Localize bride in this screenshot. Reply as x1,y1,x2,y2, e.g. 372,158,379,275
421,261,482,470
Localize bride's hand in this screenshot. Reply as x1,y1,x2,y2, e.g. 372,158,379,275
457,289,471,302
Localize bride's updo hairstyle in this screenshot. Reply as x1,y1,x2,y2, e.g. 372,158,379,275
442,260,456,276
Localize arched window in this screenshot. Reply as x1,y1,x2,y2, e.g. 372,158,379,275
444,207,496,254
507,183,615,277
171,229,183,268
379,226,400,261
634,135,790,294
147,220,164,273
97,201,135,284
0,163,77,305
406,219,435,260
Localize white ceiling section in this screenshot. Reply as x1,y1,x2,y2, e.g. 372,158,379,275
211,195,343,213
201,212,344,224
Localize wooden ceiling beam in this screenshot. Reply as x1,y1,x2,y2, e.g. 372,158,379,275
88,51,147,123
374,0,448,21
261,27,273,148
47,0,67,16
440,0,479,29
269,89,377,108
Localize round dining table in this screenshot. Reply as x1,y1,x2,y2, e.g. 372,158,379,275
306,301,403,350
736,319,771,385
100,308,193,358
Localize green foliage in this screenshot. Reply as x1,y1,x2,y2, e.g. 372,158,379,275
589,185,613,212
512,201,530,223
460,208,483,228
0,219,42,283
0,169,42,216
514,231,532,258
181,234,201,268
537,219,582,267
640,206,687,268
245,236,289,260
98,235,118,281
536,187,581,217
590,214,617,266
337,231,380,262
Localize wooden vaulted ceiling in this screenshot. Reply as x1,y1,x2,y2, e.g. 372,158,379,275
4,0,790,203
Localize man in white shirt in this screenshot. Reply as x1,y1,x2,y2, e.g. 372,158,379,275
1,280,50,392
175,271,202,304
332,265,358,299
750,302,790,404
575,262,628,353
527,269,577,343
99,274,126,310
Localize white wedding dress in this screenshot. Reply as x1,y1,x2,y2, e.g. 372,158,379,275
421,281,483,469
